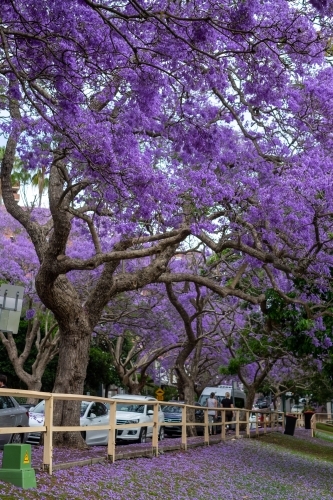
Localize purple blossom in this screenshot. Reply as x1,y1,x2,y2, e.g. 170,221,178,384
25,309,36,320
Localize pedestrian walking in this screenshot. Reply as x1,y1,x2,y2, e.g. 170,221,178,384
221,391,234,433
206,392,217,435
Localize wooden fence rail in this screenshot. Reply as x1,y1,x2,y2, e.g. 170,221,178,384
0,389,284,475
310,413,333,438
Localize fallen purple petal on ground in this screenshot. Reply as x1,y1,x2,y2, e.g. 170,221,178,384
0,429,331,499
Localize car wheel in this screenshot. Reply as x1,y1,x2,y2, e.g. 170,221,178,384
11,432,23,444
81,431,86,441
158,426,165,441
138,428,147,443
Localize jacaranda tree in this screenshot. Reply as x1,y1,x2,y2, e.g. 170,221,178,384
1,0,333,446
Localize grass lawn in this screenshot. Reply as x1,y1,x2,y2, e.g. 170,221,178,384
0,430,332,499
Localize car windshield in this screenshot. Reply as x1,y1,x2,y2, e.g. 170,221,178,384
116,403,145,413
80,402,90,416
31,401,45,414
162,406,182,413
198,396,208,406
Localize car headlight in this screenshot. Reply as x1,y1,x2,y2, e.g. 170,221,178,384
125,419,140,424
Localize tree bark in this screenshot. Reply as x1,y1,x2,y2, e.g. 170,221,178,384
175,365,197,436
52,320,92,447
244,385,257,411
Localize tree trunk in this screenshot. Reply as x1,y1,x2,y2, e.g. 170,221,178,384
176,377,185,401
126,382,141,395
175,364,197,436
245,385,257,410
52,321,91,448
24,381,43,406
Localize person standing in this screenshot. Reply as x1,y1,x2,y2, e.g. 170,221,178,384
0,375,8,388
206,392,217,435
221,391,234,433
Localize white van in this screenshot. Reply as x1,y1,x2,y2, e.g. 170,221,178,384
198,385,246,409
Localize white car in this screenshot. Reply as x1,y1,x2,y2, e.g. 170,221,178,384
290,404,304,414
111,394,165,443
27,400,111,446
249,411,283,428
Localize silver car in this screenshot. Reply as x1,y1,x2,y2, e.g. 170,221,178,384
0,396,29,447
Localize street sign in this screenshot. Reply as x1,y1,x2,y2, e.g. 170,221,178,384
155,388,164,401
0,284,25,334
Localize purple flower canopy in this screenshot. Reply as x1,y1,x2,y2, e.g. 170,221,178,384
1,0,333,408
1,0,333,288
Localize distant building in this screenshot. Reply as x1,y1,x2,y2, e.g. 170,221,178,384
0,181,20,204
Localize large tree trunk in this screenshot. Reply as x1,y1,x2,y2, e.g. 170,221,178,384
175,365,197,436
52,318,92,448
125,380,141,395
244,385,257,410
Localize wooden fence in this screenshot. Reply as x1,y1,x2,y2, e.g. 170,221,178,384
0,389,285,475
311,412,333,438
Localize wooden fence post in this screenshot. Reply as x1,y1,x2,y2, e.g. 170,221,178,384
181,404,187,450
43,396,53,475
107,400,116,462
311,413,315,438
255,412,259,436
152,402,159,456
235,409,240,438
204,407,209,445
221,409,225,440
246,410,250,437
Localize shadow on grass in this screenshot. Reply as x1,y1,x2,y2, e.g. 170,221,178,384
260,432,333,463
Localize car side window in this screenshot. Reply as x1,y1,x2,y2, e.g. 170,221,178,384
0,397,14,409
89,403,107,417
95,403,108,416
147,404,154,413
88,403,97,417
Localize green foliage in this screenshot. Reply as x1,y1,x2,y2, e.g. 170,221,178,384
306,370,333,404
219,358,243,376
84,345,122,396
263,288,333,359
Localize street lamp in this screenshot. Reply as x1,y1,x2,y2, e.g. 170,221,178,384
0,284,24,334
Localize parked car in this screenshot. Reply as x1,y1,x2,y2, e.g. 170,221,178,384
110,394,165,443
249,410,283,428
27,400,110,445
163,402,204,436
0,396,29,447
290,404,304,414
255,398,270,409
249,412,260,428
